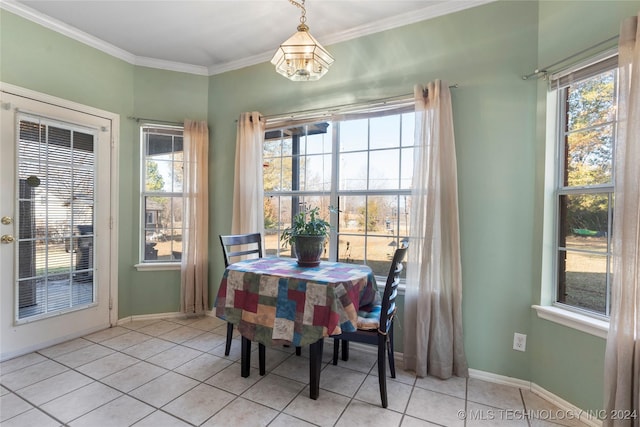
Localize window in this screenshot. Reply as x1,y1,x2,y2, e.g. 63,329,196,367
552,54,618,317
263,110,414,278
16,116,97,320
140,125,184,263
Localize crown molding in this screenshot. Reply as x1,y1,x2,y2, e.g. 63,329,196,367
1,0,209,75
207,51,274,76
1,0,136,64
2,0,495,77
135,56,209,76
321,0,495,47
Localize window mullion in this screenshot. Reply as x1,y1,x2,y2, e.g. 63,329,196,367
564,120,615,137
605,191,613,316
329,122,339,261
557,185,614,194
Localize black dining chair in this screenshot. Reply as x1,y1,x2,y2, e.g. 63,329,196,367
332,243,408,408
219,233,301,375
219,233,267,373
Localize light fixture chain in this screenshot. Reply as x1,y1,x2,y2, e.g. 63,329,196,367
288,0,307,24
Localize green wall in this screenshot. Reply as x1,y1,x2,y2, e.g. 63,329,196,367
121,67,208,317
2,0,639,412
0,11,133,116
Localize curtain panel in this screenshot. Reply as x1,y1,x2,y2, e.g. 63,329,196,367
603,13,640,426
232,112,266,235
403,80,468,379
180,119,209,315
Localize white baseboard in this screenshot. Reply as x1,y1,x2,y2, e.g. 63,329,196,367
468,368,532,389
467,369,602,427
117,311,184,325
530,383,603,427
117,310,218,326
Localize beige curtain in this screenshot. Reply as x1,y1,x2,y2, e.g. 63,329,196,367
232,112,265,235
603,14,640,426
180,119,209,315
403,80,468,379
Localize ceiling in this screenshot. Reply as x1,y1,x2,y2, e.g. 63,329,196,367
4,0,492,76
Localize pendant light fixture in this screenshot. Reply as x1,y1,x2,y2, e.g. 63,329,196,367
270,0,334,81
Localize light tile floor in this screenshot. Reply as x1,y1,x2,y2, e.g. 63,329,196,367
0,316,591,427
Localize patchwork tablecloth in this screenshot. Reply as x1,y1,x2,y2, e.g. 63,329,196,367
215,257,378,347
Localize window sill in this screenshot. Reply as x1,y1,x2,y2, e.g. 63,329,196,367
135,262,181,272
532,305,608,339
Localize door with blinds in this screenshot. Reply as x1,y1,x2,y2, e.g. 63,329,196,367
0,87,116,360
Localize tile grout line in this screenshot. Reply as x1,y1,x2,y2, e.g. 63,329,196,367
3,320,292,425
0,379,69,426
9,328,405,427
464,376,469,427
520,387,532,427
199,351,297,426
35,346,195,426
118,324,324,426
3,318,578,427
3,321,226,426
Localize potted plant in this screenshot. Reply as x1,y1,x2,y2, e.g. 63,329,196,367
281,206,333,267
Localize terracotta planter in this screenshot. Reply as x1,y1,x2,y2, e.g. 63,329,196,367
293,235,326,267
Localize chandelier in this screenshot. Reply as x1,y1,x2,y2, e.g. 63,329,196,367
270,0,334,81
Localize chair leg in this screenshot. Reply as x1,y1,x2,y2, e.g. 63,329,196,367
341,339,349,361
388,323,396,378
284,344,302,356
225,322,233,356
258,343,266,376
241,336,251,378
377,334,388,408
332,338,339,365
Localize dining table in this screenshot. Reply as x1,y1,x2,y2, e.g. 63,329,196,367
215,256,378,399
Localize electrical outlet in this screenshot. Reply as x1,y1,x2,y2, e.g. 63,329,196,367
513,333,527,352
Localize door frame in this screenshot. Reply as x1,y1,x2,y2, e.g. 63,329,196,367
0,82,119,359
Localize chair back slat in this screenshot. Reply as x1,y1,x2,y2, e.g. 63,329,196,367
378,244,408,334
219,233,263,267
385,289,398,315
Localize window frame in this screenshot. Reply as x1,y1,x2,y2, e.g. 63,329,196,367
263,107,414,283
535,50,618,335
135,124,185,271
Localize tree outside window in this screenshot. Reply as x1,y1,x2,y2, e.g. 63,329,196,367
141,126,184,263
556,61,617,316
263,112,414,278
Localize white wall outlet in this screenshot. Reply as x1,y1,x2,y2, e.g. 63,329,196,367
513,333,527,352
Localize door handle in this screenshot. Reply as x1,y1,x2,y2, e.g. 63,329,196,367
1,235,15,244
1,216,12,225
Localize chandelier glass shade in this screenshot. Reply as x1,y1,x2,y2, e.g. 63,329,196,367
271,1,334,81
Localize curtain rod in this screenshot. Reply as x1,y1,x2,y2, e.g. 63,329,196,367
389,83,459,100
127,116,183,126
522,35,619,80
254,83,459,123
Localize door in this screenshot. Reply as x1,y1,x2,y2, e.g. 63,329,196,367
1,88,116,360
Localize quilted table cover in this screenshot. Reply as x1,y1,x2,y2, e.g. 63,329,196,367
215,257,377,347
